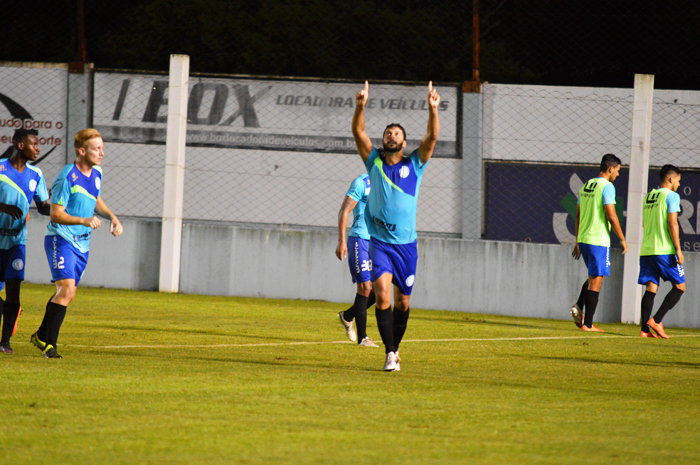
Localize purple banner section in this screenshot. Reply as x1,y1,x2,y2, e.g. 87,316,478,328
485,162,700,251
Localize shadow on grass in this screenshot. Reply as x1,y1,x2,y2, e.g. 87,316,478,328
78,323,308,343
83,349,386,373
511,352,700,370
412,314,560,331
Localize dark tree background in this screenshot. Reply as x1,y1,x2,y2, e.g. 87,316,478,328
3,0,700,89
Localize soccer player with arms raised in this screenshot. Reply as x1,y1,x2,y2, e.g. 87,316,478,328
637,165,685,339
31,129,123,358
352,81,440,371
0,129,51,354
570,154,628,332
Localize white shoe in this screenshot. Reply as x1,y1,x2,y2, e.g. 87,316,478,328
395,350,401,371
570,304,583,329
359,337,379,347
383,351,398,371
338,312,357,342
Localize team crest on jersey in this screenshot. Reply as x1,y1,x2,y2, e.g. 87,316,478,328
0,165,5,172
12,259,23,271
29,180,37,192
399,166,410,178
95,177,101,190
72,173,78,182
405,274,415,287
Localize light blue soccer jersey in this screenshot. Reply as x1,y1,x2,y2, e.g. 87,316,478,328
45,164,102,253
347,174,371,240
364,148,427,244
0,159,49,249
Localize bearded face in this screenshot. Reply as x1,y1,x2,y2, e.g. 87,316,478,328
382,127,406,153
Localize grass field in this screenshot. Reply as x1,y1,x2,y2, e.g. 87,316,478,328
2,283,700,464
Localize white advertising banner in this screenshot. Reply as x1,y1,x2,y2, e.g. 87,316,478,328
0,64,68,161
94,73,458,157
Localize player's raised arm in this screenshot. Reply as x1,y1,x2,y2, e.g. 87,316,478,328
418,81,440,164
352,81,373,162
95,196,123,236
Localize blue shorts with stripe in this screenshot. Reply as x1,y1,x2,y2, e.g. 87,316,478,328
578,243,610,277
347,236,371,284
0,245,27,281
45,235,90,286
638,255,685,286
369,237,417,296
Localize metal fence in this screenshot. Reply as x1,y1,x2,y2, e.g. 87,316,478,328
3,62,700,247
92,71,466,236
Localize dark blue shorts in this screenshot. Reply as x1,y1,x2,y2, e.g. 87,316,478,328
369,237,417,296
578,243,610,277
638,255,685,286
347,236,371,284
0,245,27,281
45,235,89,286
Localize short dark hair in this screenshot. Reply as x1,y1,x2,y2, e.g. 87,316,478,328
660,164,681,181
12,128,38,144
599,153,622,173
384,123,406,141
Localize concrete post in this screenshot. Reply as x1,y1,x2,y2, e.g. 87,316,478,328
460,86,484,240
159,55,190,293
66,62,94,163
621,74,654,324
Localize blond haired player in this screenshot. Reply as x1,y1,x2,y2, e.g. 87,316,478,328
31,129,122,358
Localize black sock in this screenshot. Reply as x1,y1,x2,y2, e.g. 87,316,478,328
640,291,656,332
1,302,20,344
352,293,369,342
366,291,376,309
393,308,410,350
576,281,588,310
37,298,53,341
46,302,68,348
583,290,599,328
342,305,355,323
653,288,684,323
375,307,395,353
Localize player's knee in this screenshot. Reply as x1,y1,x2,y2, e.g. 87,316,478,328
675,283,686,292
358,281,372,296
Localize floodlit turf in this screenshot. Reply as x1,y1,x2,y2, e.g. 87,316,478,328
2,283,700,464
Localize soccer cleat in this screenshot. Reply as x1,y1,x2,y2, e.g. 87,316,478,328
383,351,398,371
11,306,22,337
0,342,14,354
338,312,357,343
570,304,583,329
31,332,47,351
42,345,62,359
647,318,669,339
581,324,605,332
358,337,379,347
640,331,658,338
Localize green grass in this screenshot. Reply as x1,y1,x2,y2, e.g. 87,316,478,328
2,283,700,464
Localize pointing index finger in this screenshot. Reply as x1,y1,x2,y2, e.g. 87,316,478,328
364,80,369,93
429,81,433,92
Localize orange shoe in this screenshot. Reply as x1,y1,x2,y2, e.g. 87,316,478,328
647,318,669,339
582,324,604,332
640,330,658,338
10,306,22,337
